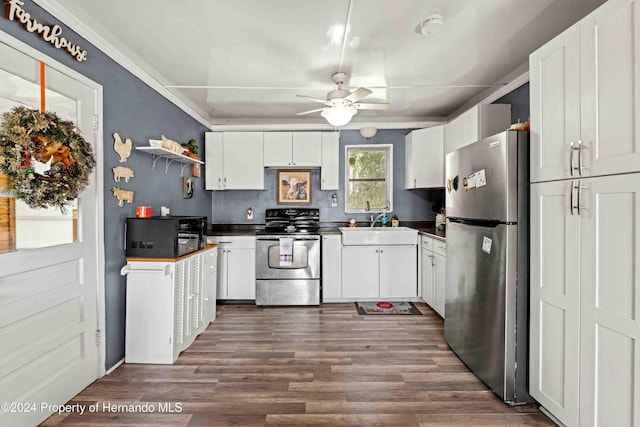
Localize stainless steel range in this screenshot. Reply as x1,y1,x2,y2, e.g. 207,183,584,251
255,208,320,306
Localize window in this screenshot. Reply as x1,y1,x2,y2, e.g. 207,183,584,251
344,144,393,213
0,63,80,253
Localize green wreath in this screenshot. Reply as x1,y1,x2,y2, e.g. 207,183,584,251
0,106,96,211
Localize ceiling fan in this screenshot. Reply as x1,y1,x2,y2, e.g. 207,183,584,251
297,72,390,127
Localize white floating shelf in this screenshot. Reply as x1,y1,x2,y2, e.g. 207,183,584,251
136,146,204,175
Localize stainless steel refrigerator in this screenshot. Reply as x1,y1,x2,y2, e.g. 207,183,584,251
444,130,534,404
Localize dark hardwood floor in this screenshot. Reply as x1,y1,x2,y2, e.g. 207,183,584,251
42,302,554,426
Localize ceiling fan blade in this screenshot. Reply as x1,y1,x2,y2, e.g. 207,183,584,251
353,102,391,110
344,87,372,103
296,94,330,105
296,108,326,116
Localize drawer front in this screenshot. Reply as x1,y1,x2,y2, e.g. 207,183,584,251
207,235,256,248
421,235,434,251
433,240,447,256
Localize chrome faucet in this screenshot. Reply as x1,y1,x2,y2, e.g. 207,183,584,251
370,211,386,228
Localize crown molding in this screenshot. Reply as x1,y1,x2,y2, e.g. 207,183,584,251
32,0,214,129
210,118,446,132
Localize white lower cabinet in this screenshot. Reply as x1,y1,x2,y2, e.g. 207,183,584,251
321,234,342,300
530,173,640,427
208,235,256,300
341,245,417,299
123,246,217,364
420,235,446,317
202,247,218,323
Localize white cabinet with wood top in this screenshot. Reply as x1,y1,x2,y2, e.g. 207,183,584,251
205,132,264,190
122,246,217,364
405,125,444,189
263,131,322,167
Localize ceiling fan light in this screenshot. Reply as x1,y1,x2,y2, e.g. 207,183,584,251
321,105,357,127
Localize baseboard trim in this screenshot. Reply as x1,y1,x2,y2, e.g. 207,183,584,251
105,358,124,375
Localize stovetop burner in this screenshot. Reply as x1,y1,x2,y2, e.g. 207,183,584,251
258,208,320,236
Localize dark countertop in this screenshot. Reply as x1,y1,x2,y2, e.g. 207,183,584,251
208,224,262,236
207,221,445,240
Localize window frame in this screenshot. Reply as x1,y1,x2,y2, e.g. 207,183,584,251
343,144,393,214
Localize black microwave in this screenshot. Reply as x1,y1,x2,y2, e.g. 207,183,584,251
125,216,207,258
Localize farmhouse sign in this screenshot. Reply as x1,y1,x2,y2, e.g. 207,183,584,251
4,0,88,62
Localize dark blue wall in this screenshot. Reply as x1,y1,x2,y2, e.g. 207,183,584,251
1,1,211,369
212,129,445,224
494,83,530,124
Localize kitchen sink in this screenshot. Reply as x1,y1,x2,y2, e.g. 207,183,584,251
339,227,418,246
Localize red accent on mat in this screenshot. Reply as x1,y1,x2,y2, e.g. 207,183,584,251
377,302,393,309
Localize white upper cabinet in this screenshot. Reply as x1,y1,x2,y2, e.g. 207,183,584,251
530,0,640,182
263,131,321,167
529,23,581,183
405,125,444,189
205,132,224,190
292,132,322,166
263,132,292,167
205,132,264,190
444,104,511,154
321,131,339,190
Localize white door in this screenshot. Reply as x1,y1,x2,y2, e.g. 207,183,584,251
222,132,264,189
292,132,321,167
0,40,101,426
341,246,378,299
263,132,292,167
321,234,342,299
579,173,640,427
433,253,446,318
226,248,256,299
421,245,434,306
379,246,417,299
202,247,217,323
529,180,581,427
529,22,581,183
204,132,223,190
320,132,339,190
580,0,640,178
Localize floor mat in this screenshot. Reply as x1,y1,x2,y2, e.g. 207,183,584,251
355,301,422,315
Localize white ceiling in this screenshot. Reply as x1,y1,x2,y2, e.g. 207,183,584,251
47,0,606,129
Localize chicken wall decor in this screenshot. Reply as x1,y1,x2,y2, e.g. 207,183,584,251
113,132,132,162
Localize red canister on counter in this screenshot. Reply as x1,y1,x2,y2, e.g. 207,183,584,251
136,206,152,218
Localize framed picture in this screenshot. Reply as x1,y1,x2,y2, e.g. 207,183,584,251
277,170,311,204
183,176,194,199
